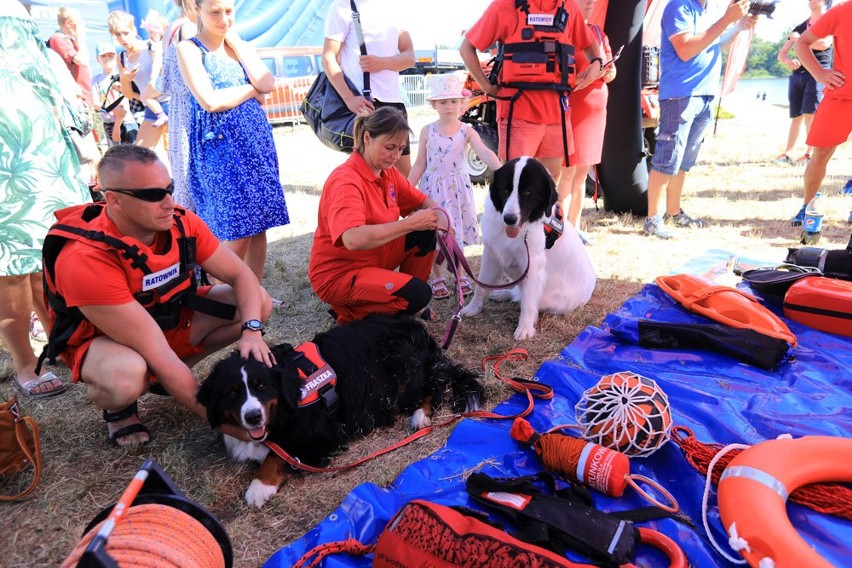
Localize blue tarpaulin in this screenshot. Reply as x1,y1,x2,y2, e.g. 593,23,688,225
265,251,852,567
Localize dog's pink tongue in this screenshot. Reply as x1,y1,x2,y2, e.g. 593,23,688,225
505,226,521,239
248,427,266,441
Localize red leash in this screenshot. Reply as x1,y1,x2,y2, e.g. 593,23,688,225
264,348,552,473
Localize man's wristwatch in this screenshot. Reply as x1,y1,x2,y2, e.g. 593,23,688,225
241,319,264,334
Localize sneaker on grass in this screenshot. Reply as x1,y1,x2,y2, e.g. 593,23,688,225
664,210,707,228
791,205,807,227
643,215,672,239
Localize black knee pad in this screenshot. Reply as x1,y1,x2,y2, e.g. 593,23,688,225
395,277,431,314
405,229,437,256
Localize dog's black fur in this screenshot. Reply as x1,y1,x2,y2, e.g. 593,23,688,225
198,314,483,506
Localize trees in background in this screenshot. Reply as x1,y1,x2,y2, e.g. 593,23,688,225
744,35,790,78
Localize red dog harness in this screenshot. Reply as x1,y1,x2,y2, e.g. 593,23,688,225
292,342,339,411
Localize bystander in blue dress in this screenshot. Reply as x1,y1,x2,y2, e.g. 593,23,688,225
186,37,289,241
160,22,195,211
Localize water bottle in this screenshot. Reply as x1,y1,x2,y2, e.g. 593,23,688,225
801,192,824,245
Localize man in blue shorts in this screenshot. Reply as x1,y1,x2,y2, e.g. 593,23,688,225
644,0,756,239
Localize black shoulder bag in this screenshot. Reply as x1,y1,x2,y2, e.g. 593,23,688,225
300,0,370,153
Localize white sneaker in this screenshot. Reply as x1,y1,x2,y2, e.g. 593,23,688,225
643,215,672,239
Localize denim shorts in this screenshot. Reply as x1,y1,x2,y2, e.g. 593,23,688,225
143,99,170,123
651,96,713,175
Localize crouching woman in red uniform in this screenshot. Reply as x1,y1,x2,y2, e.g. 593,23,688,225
309,107,447,324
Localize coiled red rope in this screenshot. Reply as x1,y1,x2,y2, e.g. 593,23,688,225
61,504,226,567
672,425,852,519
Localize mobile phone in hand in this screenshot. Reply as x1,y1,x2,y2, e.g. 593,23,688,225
603,45,624,67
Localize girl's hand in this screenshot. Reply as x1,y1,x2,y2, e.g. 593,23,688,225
122,64,139,82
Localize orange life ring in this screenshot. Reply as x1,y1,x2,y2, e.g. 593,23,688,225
717,435,852,568
655,274,797,347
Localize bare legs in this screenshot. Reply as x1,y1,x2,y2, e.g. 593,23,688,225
556,164,592,229
0,273,62,393
802,145,836,205
647,168,686,218
781,113,814,159
135,120,165,150
396,154,412,178
223,232,268,282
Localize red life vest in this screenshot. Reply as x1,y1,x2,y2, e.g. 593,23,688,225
497,0,576,94
37,203,233,372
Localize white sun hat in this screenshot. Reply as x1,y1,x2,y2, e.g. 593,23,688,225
426,72,471,101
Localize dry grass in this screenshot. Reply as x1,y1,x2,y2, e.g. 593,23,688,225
1,99,850,567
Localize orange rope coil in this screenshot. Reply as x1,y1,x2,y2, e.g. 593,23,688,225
61,504,225,568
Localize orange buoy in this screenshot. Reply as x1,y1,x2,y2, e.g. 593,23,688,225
655,274,797,347
717,435,852,568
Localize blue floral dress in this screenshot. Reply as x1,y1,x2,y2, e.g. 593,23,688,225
186,38,289,241
420,123,479,247
160,34,194,211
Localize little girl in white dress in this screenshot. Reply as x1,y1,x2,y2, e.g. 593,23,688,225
409,73,502,299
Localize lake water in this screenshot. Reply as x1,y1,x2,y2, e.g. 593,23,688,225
725,77,789,106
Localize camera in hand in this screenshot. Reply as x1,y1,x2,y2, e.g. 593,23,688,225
110,74,120,82
748,0,778,18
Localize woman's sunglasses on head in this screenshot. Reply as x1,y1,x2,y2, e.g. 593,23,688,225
102,181,175,202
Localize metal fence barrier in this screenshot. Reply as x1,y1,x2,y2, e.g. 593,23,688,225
266,74,431,126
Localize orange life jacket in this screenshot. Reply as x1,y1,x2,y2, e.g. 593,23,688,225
497,0,576,94
36,203,233,372
494,0,578,162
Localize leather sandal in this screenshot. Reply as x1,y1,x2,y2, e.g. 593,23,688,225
103,401,151,447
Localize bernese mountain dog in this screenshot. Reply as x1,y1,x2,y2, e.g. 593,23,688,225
198,314,483,507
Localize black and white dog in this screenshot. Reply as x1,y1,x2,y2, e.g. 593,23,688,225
198,314,483,508
461,157,596,340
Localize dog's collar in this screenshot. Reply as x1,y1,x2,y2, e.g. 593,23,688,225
543,203,564,249
292,342,339,412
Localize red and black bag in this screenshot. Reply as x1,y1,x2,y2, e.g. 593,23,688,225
294,499,584,568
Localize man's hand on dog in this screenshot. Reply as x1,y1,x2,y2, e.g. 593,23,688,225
238,332,276,367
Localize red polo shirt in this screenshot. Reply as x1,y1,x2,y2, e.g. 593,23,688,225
308,152,427,296
48,32,93,103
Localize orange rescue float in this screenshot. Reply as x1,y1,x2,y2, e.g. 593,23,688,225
656,274,797,346
717,436,852,568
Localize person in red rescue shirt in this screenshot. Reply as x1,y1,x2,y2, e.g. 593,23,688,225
459,0,605,183
44,145,273,448
309,107,448,324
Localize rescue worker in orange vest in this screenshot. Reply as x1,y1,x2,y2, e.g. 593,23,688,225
40,145,274,447
459,0,606,182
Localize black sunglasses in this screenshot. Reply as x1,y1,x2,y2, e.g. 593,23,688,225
103,181,175,202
